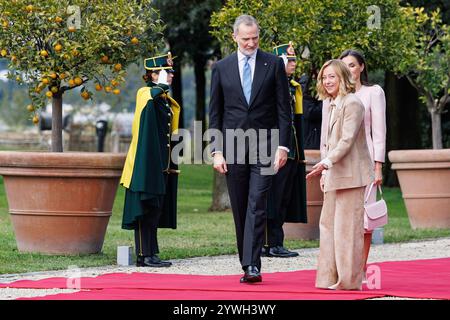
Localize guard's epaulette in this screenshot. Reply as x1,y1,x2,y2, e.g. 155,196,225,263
290,79,301,87
150,85,169,99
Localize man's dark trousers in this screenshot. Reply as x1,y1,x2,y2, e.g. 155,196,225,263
226,162,273,271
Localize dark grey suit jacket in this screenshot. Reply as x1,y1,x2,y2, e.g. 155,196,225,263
208,49,291,160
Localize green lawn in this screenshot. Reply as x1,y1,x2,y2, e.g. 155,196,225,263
0,164,449,274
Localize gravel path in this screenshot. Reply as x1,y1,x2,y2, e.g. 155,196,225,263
1,237,449,300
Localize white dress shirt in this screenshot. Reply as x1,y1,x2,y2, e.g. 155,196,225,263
237,49,256,87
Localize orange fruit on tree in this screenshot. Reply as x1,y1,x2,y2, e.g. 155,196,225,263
68,79,75,87
54,44,62,52
131,37,139,45
111,79,119,87
27,104,35,112
74,77,83,85
40,50,48,57
11,55,17,62
1,49,7,57
113,89,121,95
95,84,103,91
55,16,63,23
32,115,39,124
41,77,49,85
46,91,53,98
101,55,109,63
72,49,80,56
59,73,67,80
114,63,122,72
105,86,112,93
81,91,90,100
51,86,59,94
50,72,58,79
35,83,44,93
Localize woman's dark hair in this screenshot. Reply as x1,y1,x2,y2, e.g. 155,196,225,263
142,70,159,82
339,49,372,86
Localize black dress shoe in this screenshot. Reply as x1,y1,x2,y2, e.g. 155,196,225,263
240,265,262,283
268,246,299,258
136,255,172,268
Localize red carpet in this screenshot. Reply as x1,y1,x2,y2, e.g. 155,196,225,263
1,258,449,300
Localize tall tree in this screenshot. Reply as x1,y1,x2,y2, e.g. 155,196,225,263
394,7,449,149
403,0,450,23
382,1,450,185
154,0,223,130
211,0,414,86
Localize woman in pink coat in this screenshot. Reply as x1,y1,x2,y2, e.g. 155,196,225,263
321,49,386,279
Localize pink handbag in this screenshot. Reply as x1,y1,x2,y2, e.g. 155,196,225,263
364,183,388,231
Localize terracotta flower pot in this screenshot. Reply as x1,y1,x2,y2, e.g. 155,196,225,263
283,150,323,240
0,151,125,254
389,149,450,229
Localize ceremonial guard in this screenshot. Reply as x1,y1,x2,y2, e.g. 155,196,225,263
263,42,308,258
120,52,181,267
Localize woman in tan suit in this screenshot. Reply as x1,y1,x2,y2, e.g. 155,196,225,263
307,59,373,290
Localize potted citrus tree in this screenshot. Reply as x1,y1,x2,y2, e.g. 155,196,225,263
389,8,450,229
0,0,164,254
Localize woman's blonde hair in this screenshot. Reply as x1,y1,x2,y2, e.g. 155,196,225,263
316,59,355,100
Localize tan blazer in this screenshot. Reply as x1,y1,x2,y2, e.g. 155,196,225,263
321,85,386,163
322,93,374,192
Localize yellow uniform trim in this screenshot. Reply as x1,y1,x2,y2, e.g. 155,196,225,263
145,66,174,71
290,79,303,114
120,88,181,189
120,87,152,189
167,94,180,134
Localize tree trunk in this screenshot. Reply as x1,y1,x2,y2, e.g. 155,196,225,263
51,93,63,152
206,54,231,211
430,107,443,149
209,171,231,211
384,72,423,186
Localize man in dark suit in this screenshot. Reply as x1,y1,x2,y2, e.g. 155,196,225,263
209,15,291,283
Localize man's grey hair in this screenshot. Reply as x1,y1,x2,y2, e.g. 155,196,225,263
233,14,260,35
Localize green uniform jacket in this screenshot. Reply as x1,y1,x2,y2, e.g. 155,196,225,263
267,79,308,223
120,83,181,230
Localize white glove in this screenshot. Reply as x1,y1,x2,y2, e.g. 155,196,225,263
281,54,288,67
158,69,168,85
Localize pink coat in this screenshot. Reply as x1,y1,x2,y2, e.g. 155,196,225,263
321,85,386,164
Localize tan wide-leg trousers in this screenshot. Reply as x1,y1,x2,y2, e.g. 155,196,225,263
315,186,365,290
